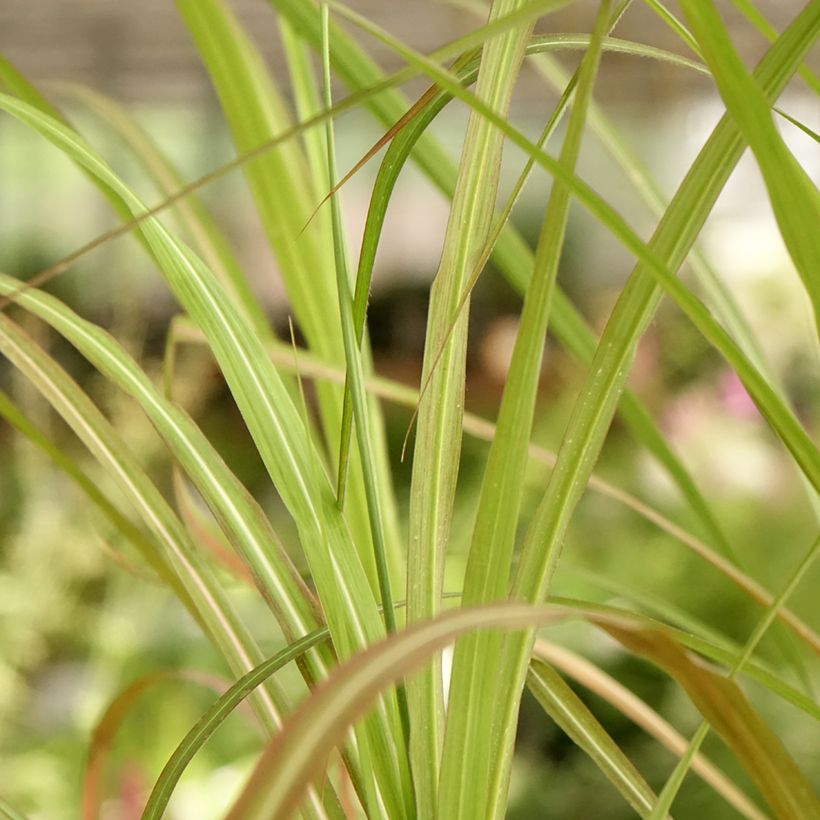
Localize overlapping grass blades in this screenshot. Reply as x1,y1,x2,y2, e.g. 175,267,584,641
1,0,817,816
61,84,271,339
219,604,598,819
677,0,820,330
0,314,284,734
269,0,735,558
173,0,400,607
176,318,820,657
2,2,756,557
312,4,819,815
496,5,820,812
0,388,173,589
399,0,539,810
0,93,411,817
318,2,409,747
0,272,327,674
647,532,820,818
526,659,657,816
532,640,767,819
439,3,611,815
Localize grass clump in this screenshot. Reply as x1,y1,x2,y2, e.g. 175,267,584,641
0,1,818,818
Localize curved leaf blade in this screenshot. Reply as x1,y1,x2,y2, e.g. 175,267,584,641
601,621,820,820
527,659,657,818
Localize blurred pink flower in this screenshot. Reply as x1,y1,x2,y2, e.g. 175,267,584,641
720,369,759,418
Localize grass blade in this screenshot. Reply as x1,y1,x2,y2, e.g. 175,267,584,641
143,628,332,820
533,640,768,820
0,798,28,820
319,3,409,751
321,8,820,813
83,670,238,820
549,597,820,720
527,659,658,817
62,84,271,339
0,388,169,587
727,0,820,93
678,0,820,329
225,603,571,820
439,4,611,816
604,607,820,819
331,5,819,490
648,533,820,817
398,1,537,809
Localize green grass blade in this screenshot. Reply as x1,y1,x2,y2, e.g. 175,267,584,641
1,39,739,579
143,627,332,820
530,53,768,382
727,0,820,94
678,0,820,329
639,0,701,56
328,1,820,771
0,388,167,584
221,598,811,820
549,597,820,720
527,659,658,817
439,4,611,815
372,34,710,453
144,586,806,820
0,55,63,115
319,5,409,753
611,618,820,819
277,19,337,217
776,107,820,143
563,565,815,707
530,51,820,574
530,47,820,559
494,241,736,557
142,591,820,820
0,797,28,820
62,84,271,339
172,0,337,357
83,670,240,820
